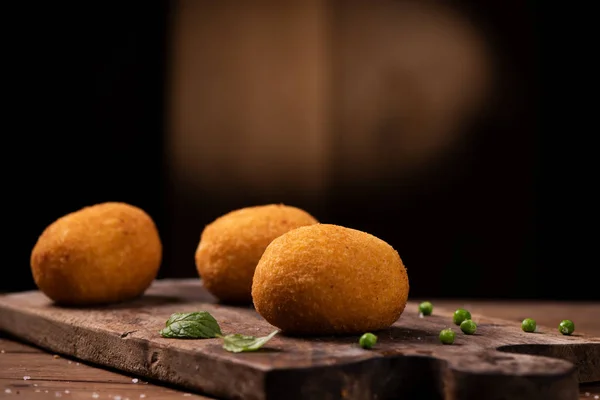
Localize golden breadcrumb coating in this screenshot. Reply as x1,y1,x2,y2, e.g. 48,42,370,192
195,204,318,303
252,223,409,335
30,202,162,306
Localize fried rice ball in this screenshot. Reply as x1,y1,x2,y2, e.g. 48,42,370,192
252,224,409,335
195,204,318,303
30,202,162,306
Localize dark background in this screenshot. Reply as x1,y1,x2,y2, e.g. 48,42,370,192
4,1,596,300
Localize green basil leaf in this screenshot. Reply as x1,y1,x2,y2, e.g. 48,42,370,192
222,330,279,353
160,311,222,338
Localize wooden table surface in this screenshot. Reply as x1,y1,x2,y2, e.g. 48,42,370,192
1,299,599,400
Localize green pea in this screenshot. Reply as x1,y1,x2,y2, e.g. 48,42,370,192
521,318,536,333
453,308,472,325
558,320,575,335
418,301,433,316
460,319,477,335
359,333,378,349
439,328,456,345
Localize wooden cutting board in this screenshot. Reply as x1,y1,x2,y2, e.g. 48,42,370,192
0,279,598,400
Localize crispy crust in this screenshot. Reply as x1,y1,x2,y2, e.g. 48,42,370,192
30,202,162,306
195,204,318,303
252,224,409,335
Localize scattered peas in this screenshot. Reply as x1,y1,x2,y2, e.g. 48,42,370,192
521,318,536,333
418,301,433,316
559,320,575,335
439,328,456,345
359,333,378,349
460,319,477,335
453,308,472,325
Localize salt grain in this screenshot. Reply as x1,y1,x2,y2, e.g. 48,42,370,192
68,361,72,364
593,396,598,399
1,350,5,353
76,363,80,366
55,392,63,397
4,389,11,393
114,396,122,400
183,395,192,397
65,390,70,394
34,384,38,386
92,393,99,398
140,395,146,399
132,378,139,383
585,393,590,397
23,376,31,380
418,313,424,318
35,389,41,393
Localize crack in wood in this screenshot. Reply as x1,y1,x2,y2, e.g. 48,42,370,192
120,330,138,338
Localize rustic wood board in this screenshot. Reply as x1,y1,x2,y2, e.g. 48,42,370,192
0,279,598,400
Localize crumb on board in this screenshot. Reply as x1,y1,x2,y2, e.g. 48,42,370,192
132,378,139,383
23,375,31,380
53,354,61,359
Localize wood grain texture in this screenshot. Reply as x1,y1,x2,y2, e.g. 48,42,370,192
0,279,599,400
0,341,210,399
2,337,598,400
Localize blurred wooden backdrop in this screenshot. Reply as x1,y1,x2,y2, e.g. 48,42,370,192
7,1,595,300
163,0,536,299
